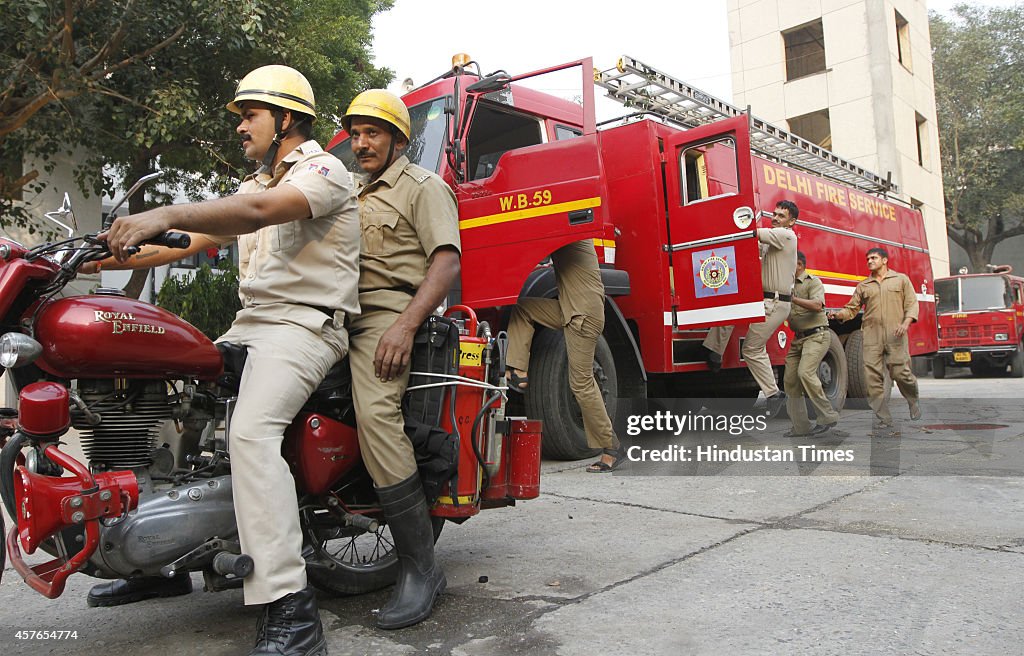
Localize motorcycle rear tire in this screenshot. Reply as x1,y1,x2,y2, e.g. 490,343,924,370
305,514,445,596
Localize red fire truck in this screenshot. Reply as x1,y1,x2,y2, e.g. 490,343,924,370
327,55,937,459
932,266,1024,378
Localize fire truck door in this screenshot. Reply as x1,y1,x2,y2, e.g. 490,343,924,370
662,115,763,329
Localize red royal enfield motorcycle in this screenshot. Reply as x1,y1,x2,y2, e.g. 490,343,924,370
0,175,542,600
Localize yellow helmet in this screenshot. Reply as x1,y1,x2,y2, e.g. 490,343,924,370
226,65,316,117
342,89,411,140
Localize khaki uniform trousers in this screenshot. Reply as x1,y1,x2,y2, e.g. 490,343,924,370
863,335,919,424
703,298,790,397
348,308,419,487
506,299,617,451
783,331,840,433
218,310,348,606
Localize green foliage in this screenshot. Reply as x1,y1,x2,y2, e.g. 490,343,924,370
932,3,1024,270
156,261,241,340
1,0,394,223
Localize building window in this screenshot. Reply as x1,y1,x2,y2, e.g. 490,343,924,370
915,113,929,168
895,11,912,72
783,20,826,81
788,109,832,149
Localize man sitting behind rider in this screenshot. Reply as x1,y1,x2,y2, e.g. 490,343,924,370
86,65,359,656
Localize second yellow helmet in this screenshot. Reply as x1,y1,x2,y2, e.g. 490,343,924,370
342,89,411,140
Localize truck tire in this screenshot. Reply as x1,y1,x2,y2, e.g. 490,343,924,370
1012,348,1024,378
818,329,848,412
526,328,617,461
845,329,868,399
843,329,891,409
932,357,946,379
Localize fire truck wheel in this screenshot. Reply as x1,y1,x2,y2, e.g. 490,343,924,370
1011,349,1024,378
527,328,617,461
932,357,946,379
303,510,445,595
844,329,868,400
843,329,892,409
815,330,848,413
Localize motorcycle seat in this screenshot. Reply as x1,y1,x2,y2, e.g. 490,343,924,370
215,342,352,397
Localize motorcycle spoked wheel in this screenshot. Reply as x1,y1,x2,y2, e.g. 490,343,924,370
301,507,444,595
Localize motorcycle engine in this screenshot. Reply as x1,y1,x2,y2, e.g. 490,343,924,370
71,379,173,469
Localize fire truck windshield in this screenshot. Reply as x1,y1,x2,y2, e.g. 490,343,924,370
329,97,448,176
935,276,1013,313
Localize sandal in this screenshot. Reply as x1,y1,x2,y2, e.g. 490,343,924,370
586,447,626,473
506,370,529,394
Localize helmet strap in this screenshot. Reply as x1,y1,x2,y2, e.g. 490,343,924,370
370,127,400,182
258,109,291,175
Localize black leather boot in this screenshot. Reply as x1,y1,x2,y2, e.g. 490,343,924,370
86,572,192,607
376,473,446,629
249,585,326,656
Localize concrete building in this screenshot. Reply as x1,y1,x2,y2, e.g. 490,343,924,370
726,0,949,278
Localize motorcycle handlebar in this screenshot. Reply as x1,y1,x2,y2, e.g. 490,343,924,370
123,231,191,256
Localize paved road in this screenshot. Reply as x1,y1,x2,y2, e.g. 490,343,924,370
2,372,1022,655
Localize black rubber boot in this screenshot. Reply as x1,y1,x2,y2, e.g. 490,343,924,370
249,585,327,656
86,572,192,607
375,473,446,629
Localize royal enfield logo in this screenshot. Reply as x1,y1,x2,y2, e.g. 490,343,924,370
93,310,166,335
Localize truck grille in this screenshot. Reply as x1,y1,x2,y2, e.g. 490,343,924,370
941,324,996,347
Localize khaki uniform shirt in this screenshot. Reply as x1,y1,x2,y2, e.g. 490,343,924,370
756,227,798,295
788,272,827,332
551,240,605,324
836,270,919,345
205,140,360,333
356,155,460,312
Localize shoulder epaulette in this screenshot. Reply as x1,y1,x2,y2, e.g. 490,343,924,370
402,164,432,185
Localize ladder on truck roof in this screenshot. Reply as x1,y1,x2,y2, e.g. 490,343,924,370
594,55,898,195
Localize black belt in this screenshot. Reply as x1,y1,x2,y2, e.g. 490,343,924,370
794,325,829,339
764,291,792,302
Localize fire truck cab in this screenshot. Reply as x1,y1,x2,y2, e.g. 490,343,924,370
327,55,937,460
933,266,1024,378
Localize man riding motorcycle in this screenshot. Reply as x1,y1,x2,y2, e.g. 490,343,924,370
91,64,360,656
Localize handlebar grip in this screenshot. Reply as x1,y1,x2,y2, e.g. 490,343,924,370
150,232,191,249
123,232,191,256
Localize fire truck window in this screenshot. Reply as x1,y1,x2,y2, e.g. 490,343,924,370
681,138,738,204
959,276,1012,311
1016,285,1024,305
467,102,544,180
328,98,448,175
555,125,583,140
934,279,958,314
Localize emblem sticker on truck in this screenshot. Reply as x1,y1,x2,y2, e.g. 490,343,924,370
692,247,737,298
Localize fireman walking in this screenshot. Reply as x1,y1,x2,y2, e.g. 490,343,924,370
505,240,622,472
342,89,462,628
784,252,841,437
829,247,921,432
702,200,799,416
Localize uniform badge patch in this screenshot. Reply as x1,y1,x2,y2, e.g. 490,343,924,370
692,246,738,298
307,163,330,176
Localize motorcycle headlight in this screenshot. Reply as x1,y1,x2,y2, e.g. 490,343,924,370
0,333,42,368
994,333,1009,341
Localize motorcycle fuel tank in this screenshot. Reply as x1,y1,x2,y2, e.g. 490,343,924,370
34,295,223,379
